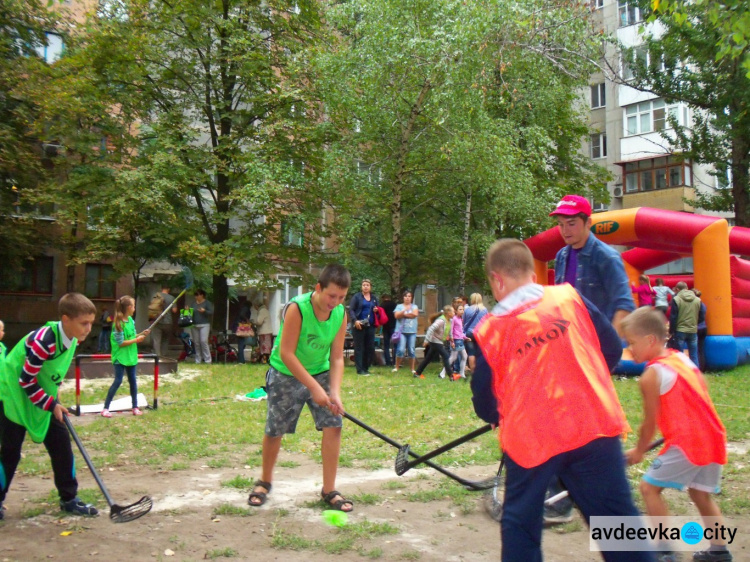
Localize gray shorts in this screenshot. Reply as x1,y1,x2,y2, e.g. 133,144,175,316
264,366,342,437
643,445,722,493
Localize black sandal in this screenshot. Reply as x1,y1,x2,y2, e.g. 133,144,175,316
321,489,354,512
248,480,272,507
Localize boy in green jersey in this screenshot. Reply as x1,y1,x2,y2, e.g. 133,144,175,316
249,265,353,512
0,293,98,519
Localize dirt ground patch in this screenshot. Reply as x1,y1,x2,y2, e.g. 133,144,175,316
2,450,749,562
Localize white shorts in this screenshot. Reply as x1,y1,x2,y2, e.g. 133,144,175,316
643,445,722,493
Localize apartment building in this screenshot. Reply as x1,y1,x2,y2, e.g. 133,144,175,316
586,0,731,220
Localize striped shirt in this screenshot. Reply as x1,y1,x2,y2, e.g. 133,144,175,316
20,323,71,412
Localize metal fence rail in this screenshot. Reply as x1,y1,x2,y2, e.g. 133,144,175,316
74,354,160,416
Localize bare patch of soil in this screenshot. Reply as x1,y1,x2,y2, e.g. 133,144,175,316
2,451,749,561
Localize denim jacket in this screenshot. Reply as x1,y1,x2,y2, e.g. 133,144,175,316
554,234,635,323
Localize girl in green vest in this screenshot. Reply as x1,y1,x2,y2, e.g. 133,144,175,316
102,296,148,418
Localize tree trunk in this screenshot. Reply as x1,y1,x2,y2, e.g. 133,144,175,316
458,188,472,294
391,79,432,296
212,273,229,332
731,135,750,228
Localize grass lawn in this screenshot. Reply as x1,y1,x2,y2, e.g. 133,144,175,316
16,360,750,517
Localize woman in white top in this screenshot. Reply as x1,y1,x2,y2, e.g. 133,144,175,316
393,290,419,375
653,278,675,315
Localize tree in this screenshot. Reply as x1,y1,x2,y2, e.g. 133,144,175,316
623,1,750,225
51,0,329,327
650,0,750,76
315,0,609,295
0,0,61,269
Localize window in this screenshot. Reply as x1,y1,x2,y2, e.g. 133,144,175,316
624,99,684,136
591,195,608,212
618,1,642,26
590,83,606,109
622,156,692,193
356,160,382,186
277,275,302,316
590,133,607,159
592,0,605,8
34,32,64,63
622,45,648,80
716,165,731,190
0,256,53,295
281,220,304,247
85,264,116,299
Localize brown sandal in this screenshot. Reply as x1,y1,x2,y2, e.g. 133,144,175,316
248,480,272,506
321,489,354,512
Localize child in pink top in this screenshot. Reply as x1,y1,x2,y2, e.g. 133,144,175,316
632,274,656,307
445,305,468,380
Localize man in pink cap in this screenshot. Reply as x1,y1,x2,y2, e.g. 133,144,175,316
545,194,635,525
550,194,634,333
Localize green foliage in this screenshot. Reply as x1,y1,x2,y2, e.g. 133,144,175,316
634,0,750,225
315,0,610,294
650,1,750,76
38,0,332,327
0,0,62,266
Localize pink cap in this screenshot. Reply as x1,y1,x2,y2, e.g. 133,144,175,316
549,195,592,217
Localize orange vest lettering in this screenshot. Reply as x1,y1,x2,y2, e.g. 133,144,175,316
649,352,727,466
473,285,628,468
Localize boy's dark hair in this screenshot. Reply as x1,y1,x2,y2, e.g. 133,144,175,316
59,293,97,319
195,289,207,297
621,307,668,341
318,264,351,290
485,239,534,279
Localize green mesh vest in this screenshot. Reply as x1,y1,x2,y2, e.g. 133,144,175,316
0,322,77,443
269,292,345,376
110,316,138,366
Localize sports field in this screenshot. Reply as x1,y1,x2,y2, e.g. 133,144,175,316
2,363,748,561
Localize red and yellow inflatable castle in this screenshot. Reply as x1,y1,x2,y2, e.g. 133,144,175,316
524,207,750,370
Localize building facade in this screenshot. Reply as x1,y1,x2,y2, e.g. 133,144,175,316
586,1,731,220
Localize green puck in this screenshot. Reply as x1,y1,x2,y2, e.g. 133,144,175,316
322,509,349,527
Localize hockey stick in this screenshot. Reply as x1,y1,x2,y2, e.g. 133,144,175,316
394,424,493,475
543,437,666,507
343,412,496,490
483,438,665,522
144,266,194,333
63,415,152,523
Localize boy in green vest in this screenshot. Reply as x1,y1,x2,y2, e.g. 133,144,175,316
0,293,98,519
249,265,353,512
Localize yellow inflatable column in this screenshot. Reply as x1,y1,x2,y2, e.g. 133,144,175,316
693,219,732,336
534,259,549,286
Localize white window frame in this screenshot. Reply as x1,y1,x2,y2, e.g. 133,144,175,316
592,0,605,9
716,165,732,190
281,219,304,247
590,83,606,109
618,1,642,27
624,99,684,136
590,133,607,159
34,31,63,63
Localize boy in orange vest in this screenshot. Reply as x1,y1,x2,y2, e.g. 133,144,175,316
471,239,653,562
623,307,732,562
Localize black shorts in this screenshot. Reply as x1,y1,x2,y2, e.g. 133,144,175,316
465,337,477,357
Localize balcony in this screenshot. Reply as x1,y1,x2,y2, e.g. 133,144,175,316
619,186,695,212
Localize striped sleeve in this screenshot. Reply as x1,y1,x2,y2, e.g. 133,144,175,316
20,326,60,411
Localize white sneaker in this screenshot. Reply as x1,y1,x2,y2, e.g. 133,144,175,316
391,367,398,373
439,370,446,379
